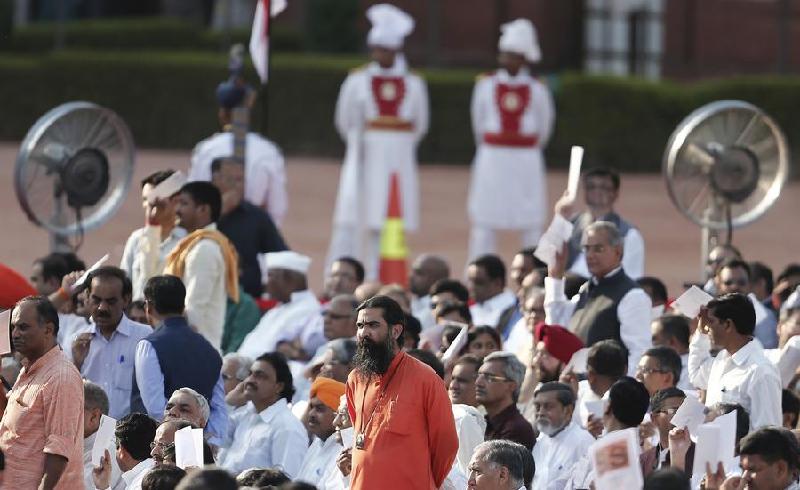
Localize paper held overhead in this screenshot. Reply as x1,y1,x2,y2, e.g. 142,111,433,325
566,145,584,201
72,254,110,292
145,170,187,204
673,285,714,318
670,394,707,435
441,322,470,364
534,214,574,267
174,426,205,469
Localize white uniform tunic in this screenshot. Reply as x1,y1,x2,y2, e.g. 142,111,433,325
189,131,288,226
331,61,429,232
468,67,554,230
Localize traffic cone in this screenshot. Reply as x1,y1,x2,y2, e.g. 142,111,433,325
379,172,408,287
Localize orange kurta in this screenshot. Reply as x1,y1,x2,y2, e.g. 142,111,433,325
346,350,458,490
0,346,85,489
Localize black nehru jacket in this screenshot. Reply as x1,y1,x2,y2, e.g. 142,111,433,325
568,268,640,348
218,201,287,297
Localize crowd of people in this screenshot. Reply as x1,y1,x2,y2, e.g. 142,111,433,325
0,3,799,490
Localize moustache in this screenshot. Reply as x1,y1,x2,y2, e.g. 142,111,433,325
244,382,257,391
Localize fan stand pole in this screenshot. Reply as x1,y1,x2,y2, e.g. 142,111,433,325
50,232,72,253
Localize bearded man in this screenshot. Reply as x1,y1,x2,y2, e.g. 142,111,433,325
530,382,595,490
343,295,458,490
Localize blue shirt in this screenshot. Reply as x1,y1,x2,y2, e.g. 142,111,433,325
68,315,152,419
134,339,228,446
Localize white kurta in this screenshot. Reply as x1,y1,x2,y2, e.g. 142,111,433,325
331,61,429,231
189,132,288,226
218,399,309,477
532,421,596,490
468,68,555,229
237,290,322,359
470,290,517,327
296,435,344,489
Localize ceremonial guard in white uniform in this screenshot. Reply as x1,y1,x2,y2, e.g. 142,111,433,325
468,19,555,260
326,4,429,279
188,71,289,226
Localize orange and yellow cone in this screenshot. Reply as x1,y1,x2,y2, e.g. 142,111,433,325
379,172,408,287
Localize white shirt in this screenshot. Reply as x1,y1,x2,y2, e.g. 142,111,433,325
532,421,596,490
470,290,517,327
765,335,800,388
237,290,322,359
411,294,436,331
178,223,228,349
452,404,486,476
677,352,694,391
121,458,155,490
190,131,288,226
296,435,344,488
84,432,123,490
67,315,153,419
544,270,652,376
572,379,604,427
688,333,782,429
568,227,646,280
58,313,93,351
120,225,186,300
503,315,532,364
218,399,309,477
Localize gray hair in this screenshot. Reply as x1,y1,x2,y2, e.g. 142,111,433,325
471,440,526,488
583,221,623,248
328,338,358,364
173,387,210,425
222,353,253,381
330,294,359,316
84,380,109,415
484,351,526,402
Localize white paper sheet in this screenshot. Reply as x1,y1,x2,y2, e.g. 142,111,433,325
692,423,722,477
715,411,738,470
174,426,204,469
670,394,707,435
590,427,643,490
146,170,187,204
583,399,605,426
339,427,354,449
441,323,470,364
673,285,713,319
91,414,117,466
0,309,11,355
566,145,584,201
534,214,575,267
72,254,110,292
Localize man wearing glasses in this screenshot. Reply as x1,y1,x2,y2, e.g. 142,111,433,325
475,351,536,450
635,346,683,397
545,220,652,377
642,387,693,476
558,166,645,280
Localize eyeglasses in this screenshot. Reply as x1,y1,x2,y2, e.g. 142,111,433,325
150,441,174,451
653,407,679,416
476,372,511,383
636,366,666,376
585,183,616,192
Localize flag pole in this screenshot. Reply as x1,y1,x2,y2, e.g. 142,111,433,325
260,0,272,136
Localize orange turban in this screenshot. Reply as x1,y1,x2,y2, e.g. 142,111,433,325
310,377,347,411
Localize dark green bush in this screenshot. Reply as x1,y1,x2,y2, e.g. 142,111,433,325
0,50,797,175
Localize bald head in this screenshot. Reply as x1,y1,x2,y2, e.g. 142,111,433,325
410,254,450,297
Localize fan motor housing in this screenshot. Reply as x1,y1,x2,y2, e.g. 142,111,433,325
62,147,110,208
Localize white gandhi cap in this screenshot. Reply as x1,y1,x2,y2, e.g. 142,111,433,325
366,3,415,50
498,18,541,63
261,251,311,275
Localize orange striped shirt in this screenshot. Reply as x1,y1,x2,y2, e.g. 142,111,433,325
0,346,84,489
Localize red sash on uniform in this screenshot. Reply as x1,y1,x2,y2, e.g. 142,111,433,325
483,83,539,147
368,76,413,131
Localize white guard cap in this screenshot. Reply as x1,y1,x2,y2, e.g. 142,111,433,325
366,3,415,50
262,250,311,275
498,18,541,63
